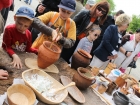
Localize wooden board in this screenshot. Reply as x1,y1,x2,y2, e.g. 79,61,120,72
60,76,85,103
25,58,59,73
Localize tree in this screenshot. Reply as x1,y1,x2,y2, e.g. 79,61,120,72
127,15,140,32
95,0,115,14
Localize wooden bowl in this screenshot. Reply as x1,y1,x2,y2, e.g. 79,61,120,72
22,69,68,104
7,84,36,105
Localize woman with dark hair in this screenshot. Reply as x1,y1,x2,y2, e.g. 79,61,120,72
61,0,110,63
114,29,140,73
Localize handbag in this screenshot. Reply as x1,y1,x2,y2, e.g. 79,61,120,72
0,12,5,34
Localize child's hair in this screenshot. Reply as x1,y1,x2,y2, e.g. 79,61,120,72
89,24,101,32
136,28,140,33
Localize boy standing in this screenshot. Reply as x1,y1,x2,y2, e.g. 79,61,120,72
2,7,38,69
32,0,76,49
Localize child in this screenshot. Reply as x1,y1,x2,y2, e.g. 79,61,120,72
70,24,101,62
32,0,76,49
2,6,38,69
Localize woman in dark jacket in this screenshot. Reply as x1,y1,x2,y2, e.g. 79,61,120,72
90,14,131,69
61,0,110,63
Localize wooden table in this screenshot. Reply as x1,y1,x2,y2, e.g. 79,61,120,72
0,49,107,105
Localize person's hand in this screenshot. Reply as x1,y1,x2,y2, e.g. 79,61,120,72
107,55,114,60
11,54,22,69
52,28,62,42
113,54,118,59
126,51,132,57
134,56,138,61
37,4,46,13
0,70,9,80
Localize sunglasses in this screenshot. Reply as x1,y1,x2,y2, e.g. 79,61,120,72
94,34,100,37
97,7,106,15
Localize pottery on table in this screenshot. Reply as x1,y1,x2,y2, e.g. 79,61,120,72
71,49,92,70
37,41,61,69
120,87,129,95
91,67,100,76
103,63,116,76
72,67,95,90
115,76,126,88
125,78,135,90
97,82,108,94
106,82,117,95
113,91,134,105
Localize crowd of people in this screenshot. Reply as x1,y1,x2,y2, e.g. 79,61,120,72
0,0,140,80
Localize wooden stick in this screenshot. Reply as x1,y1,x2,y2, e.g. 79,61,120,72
91,87,112,105
49,26,64,49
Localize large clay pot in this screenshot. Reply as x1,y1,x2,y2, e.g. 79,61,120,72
72,67,95,90
71,49,92,70
37,41,61,69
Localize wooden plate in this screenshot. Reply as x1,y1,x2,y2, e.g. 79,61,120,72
60,76,85,103
25,58,59,73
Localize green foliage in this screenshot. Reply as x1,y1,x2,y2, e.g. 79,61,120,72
127,15,140,32
95,0,115,14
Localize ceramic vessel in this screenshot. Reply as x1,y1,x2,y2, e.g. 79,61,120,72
97,82,108,94
113,91,134,105
91,67,100,76
72,67,94,90
115,76,126,88
71,49,92,70
37,41,61,69
106,82,117,95
103,63,116,76
125,78,134,90
120,87,129,95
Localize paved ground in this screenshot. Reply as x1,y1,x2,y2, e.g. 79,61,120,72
2,0,140,81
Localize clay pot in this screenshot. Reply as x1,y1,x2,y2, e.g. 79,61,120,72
113,91,134,105
71,49,92,70
98,82,108,94
120,87,129,95
106,82,117,95
115,76,126,88
104,63,116,76
37,41,61,69
91,67,100,76
72,67,95,90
